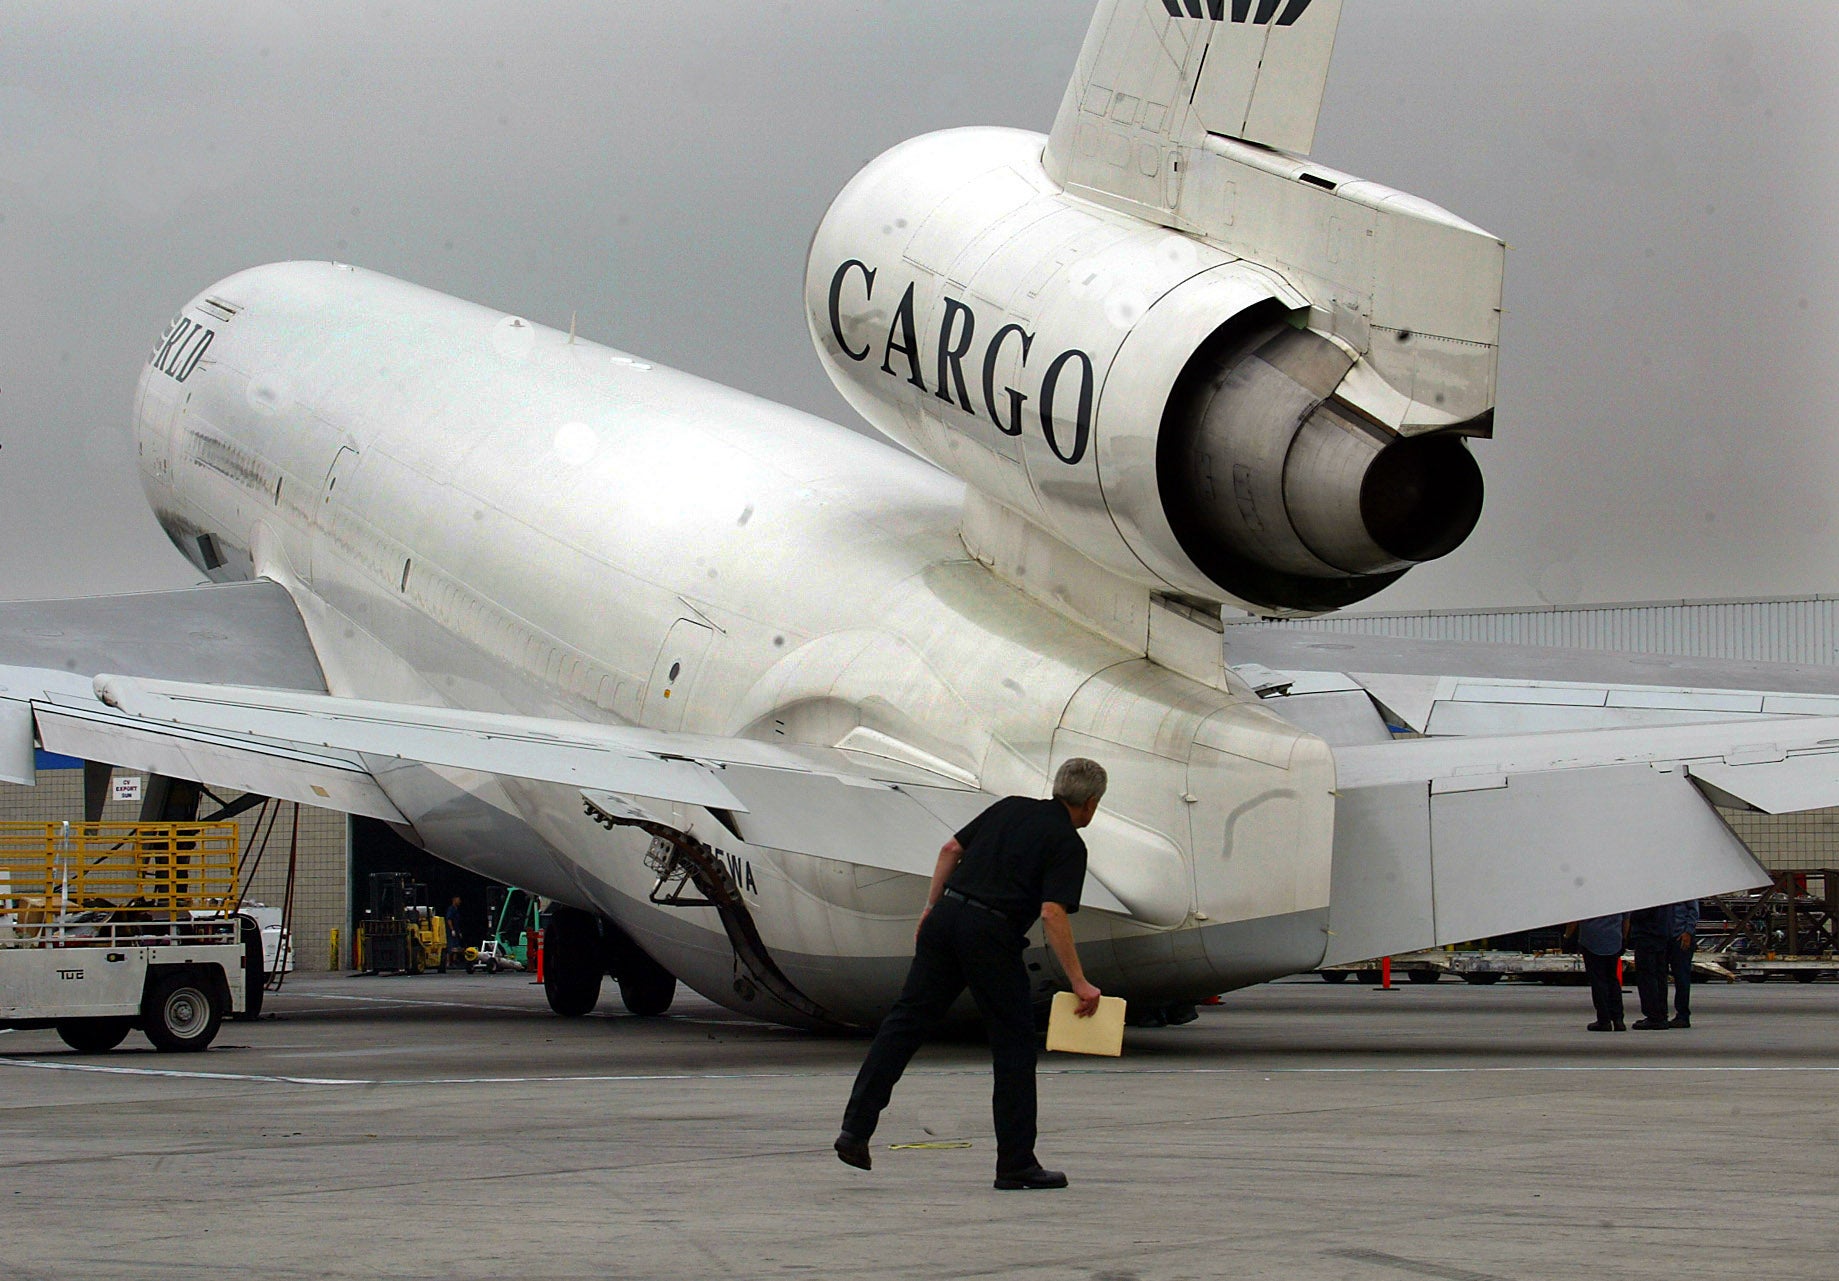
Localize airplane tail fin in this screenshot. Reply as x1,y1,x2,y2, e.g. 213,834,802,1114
1044,0,1344,219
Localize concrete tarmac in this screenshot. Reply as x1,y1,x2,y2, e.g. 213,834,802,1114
1,973,1833,1281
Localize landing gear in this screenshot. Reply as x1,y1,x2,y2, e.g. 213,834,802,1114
542,907,681,1018
542,906,604,1017
604,923,677,1016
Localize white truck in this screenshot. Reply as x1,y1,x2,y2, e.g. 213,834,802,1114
1,820,249,1053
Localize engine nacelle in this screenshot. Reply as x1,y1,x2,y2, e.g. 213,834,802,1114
806,127,1497,614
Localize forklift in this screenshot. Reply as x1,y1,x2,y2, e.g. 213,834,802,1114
469,885,542,973
355,872,448,974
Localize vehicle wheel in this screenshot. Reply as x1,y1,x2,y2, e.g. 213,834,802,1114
1794,970,1818,983
142,971,225,1052
1320,970,1351,984
1407,969,1442,984
543,905,604,1017
57,1018,132,1054
1355,969,1382,985
1463,972,1502,985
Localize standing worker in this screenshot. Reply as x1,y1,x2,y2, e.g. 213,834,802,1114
1630,900,1698,1029
1661,899,1699,1028
1629,905,1669,1029
1565,913,1628,1031
444,895,465,972
835,758,1107,1191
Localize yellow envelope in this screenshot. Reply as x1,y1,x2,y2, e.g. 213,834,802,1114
1045,992,1126,1056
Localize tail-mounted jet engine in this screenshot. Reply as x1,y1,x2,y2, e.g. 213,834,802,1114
806,127,1502,615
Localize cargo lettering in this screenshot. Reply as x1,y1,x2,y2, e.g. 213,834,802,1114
828,259,1095,467
148,314,216,384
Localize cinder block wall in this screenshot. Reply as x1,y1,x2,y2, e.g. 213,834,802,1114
1722,809,1839,875
0,768,348,971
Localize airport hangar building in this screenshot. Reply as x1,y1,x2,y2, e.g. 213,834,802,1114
5,594,1836,972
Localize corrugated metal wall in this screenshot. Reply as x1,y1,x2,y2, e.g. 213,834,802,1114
1227,596,1839,665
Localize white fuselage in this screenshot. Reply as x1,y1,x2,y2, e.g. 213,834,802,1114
132,260,1336,1025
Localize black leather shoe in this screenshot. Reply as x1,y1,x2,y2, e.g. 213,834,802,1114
994,1165,1068,1190
1631,1018,1669,1030
1614,1020,1627,1031
1587,1020,1613,1031
1668,1016,1691,1029
834,1132,871,1170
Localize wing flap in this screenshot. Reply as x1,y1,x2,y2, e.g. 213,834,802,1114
35,705,407,822
88,675,751,813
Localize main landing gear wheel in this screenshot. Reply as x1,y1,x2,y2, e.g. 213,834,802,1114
599,917,677,1017
1320,970,1351,984
616,953,678,1017
142,971,225,1052
56,1019,133,1054
543,905,604,1017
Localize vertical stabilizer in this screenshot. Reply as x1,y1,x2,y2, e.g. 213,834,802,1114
1044,0,1344,223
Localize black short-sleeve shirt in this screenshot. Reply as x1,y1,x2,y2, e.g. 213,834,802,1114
947,796,1088,927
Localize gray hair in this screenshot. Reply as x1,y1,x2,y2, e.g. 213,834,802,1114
1052,757,1108,807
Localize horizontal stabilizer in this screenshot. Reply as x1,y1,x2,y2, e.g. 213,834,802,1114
1324,764,1767,966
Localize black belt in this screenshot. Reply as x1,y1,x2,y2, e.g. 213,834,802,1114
942,888,1010,918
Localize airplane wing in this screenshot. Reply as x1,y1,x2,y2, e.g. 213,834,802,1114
1223,624,1839,739
1044,0,1345,217
1,665,1135,916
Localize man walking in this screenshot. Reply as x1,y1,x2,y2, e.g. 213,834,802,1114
836,758,1107,1190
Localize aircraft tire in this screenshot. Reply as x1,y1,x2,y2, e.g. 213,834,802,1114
1320,970,1351,984
599,918,677,1016
543,905,604,1017
617,962,677,1018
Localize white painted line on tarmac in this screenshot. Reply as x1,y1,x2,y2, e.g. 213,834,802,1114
2,1057,1836,1089
283,991,540,1014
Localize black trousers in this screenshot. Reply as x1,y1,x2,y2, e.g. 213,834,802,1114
1582,948,1623,1024
1667,937,1693,1019
841,895,1038,1171
1632,940,1667,1021
1634,937,1693,1021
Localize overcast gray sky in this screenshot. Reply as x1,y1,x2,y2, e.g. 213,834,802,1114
2,1,1836,612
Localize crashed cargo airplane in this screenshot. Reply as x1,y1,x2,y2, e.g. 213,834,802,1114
5,0,1835,1028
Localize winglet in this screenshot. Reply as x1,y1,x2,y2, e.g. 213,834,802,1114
1044,0,1344,219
